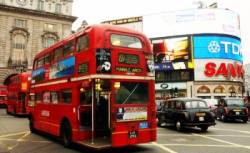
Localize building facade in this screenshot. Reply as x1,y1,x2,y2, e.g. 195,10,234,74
102,8,243,99
0,0,76,84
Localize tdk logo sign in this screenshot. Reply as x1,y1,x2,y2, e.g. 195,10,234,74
208,41,220,53
194,36,242,62
208,40,241,55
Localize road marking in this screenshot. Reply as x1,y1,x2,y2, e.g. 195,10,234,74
0,131,29,138
151,142,178,153
158,133,250,137
192,133,250,150
0,138,51,143
213,128,250,134
7,131,30,151
162,144,241,147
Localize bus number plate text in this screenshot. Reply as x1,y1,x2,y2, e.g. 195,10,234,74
129,131,137,139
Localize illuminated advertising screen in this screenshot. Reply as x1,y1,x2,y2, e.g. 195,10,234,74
143,9,240,38
194,59,243,82
152,36,193,71
193,35,242,62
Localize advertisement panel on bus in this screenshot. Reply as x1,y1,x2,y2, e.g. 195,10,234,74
193,35,242,62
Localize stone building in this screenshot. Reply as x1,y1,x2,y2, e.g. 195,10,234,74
0,0,76,84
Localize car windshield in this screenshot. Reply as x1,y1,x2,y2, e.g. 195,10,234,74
226,99,244,106
185,100,208,109
204,99,218,106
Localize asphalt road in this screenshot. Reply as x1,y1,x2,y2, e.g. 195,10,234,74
0,108,250,153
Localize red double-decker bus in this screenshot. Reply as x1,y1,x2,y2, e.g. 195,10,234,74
6,72,31,115
29,24,156,149
0,85,7,107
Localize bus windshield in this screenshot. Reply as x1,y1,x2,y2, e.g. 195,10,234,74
110,34,142,49
115,82,148,104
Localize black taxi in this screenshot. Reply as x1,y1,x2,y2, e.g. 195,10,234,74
215,98,248,123
157,98,216,132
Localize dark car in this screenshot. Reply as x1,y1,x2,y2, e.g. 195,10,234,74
215,98,249,123
157,98,216,132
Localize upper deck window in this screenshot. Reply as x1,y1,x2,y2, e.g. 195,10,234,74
63,41,74,56
110,34,142,49
54,47,63,61
76,35,89,52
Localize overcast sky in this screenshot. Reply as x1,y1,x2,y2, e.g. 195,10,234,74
72,0,250,64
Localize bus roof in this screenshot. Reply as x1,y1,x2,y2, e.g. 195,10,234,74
34,24,151,59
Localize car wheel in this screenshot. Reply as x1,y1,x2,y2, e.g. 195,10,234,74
175,120,183,131
243,119,248,123
221,114,227,122
200,126,208,132
157,116,165,127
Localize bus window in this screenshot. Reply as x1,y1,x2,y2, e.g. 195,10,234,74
76,35,89,52
61,89,72,104
44,54,51,65
35,93,42,104
54,47,63,61
110,34,142,49
43,92,50,104
33,59,38,69
37,58,44,67
63,41,74,56
115,82,148,104
51,91,59,104
80,88,91,105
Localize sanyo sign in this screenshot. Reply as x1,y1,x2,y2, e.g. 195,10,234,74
193,35,242,62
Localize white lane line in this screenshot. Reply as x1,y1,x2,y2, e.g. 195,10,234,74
0,131,29,138
162,144,240,147
192,133,250,150
7,131,30,150
0,138,51,143
151,142,178,153
213,128,250,134
158,133,250,137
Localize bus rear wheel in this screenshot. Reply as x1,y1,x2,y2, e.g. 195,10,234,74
61,121,72,147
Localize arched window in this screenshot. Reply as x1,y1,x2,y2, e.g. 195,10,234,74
42,33,58,48
214,86,225,93
9,28,29,68
13,34,26,50
238,86,242,94
197,85,210,93
44,37,56,48
228,86,236,93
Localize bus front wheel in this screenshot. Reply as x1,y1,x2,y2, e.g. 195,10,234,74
61,121,72,147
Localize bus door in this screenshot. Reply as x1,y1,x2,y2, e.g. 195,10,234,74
19,92,26,113
94,79,111,138
79,86,92,131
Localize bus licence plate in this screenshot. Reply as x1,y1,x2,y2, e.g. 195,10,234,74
129,131,137,139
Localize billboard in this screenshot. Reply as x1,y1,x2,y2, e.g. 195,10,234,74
194,59,243,82
143,9,240,38
193,35,242,62
152,36,193,71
